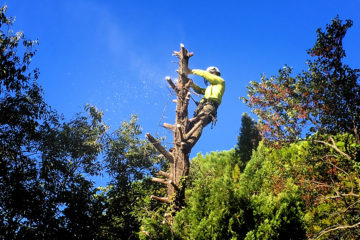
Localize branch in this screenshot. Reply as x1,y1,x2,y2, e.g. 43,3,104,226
150,195,169,203
145,133,174,163
312,222,360,240
328,199,360,220
173,43,193,59
324,193,360,200
314,138,351,160
152,177,179,190
152,177,169,185
165,76,178,93
326,157,354,193
157,171,171,179
162,123,175,132
303,179,332,189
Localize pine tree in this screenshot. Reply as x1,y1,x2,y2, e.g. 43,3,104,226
235,113,261,171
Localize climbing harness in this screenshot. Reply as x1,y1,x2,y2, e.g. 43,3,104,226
193,99,218,129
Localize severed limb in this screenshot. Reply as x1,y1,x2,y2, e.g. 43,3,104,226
152,177,169,185
157,170,171,179
150,195,169,203
152,178,179,192
162,123,175,132
165,76,178,93
146,133,174,163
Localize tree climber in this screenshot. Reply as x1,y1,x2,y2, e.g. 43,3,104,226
184,66,225,148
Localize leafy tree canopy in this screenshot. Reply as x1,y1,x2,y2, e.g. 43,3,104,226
242,17,360,148
1,5,163,239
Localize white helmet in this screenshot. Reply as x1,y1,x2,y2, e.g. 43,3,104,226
206,66,221,76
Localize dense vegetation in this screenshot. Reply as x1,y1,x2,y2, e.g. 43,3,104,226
0,5,164,239
1,4,359,240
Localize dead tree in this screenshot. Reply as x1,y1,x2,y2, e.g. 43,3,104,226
146,44,195,215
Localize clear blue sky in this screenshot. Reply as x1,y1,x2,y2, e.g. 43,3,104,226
7,1,360,160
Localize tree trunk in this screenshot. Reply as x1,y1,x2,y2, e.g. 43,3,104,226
146,44,194,220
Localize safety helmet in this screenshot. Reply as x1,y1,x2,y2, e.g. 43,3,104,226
206,66,221,76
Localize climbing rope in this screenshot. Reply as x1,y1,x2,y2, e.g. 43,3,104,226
158,88,175,127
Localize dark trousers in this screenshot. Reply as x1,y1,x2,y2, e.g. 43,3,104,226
187,102,217,148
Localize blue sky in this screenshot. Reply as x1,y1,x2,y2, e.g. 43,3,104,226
7,1,360,163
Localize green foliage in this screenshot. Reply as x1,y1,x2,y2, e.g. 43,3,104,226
307,18,360,140
235,113,261,171
100,115,167,240
299,134,360,239
173,150,254,240
167,135,359,240
1,6,164,239
0,4,102,238
2,5,359,239
240,16,360,238
243,135,360,239
155,146,307,240
138,201,173,240
242,142,307,240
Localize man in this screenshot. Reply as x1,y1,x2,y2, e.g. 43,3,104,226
184,66,225,148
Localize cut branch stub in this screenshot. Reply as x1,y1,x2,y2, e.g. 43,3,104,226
150,195,169,203
163,123,175,132
145,133,174,163
165,76,178,93
157,170,171,179
152,177,169,185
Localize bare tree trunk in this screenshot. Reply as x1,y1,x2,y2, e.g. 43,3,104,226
146,44,194,220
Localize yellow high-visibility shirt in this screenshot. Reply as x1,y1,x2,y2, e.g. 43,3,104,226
190,69,225,105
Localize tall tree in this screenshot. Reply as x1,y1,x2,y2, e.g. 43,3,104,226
235,113,261,171
242,17,360,148
100,115,164,240
0,5,107,239
242,17,360,239
1,4,48,237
